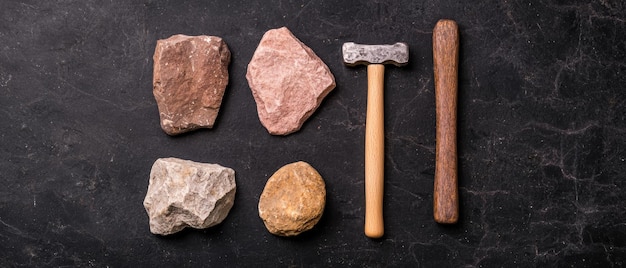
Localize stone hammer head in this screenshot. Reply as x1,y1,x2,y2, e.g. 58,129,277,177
342,42,409,67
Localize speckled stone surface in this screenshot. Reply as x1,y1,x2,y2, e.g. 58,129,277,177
258,161,326,236
0,1,624,267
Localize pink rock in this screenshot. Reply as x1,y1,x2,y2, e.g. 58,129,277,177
153,35,230,135
246,27,336,135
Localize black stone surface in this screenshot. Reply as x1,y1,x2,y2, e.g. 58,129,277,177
1,1,625,267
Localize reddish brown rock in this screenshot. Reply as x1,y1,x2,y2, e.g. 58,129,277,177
246,27,336,135
153,35,230,135
258,161,326,236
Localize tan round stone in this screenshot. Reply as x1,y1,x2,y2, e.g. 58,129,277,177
258,161,326,236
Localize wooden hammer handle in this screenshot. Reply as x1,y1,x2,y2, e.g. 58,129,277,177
365,64,385,238
433,19,459,224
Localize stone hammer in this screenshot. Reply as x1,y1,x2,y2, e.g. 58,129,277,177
342,42,409,238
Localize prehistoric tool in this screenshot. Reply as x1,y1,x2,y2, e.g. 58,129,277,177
342,42,409,238
432,19,460,224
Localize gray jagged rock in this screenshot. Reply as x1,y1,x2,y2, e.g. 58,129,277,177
143,158,236,235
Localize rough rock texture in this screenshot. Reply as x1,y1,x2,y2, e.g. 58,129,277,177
258,161,326,236
143,158,236,235
246,27,336,135
153,34,231,135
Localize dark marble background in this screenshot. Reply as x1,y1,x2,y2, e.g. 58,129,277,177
1,0,625,267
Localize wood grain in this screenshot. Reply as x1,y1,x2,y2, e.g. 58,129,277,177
364,64,385,238
433,19,460,224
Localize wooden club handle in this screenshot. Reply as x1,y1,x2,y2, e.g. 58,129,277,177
365,64,385,238
433,19,459,224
